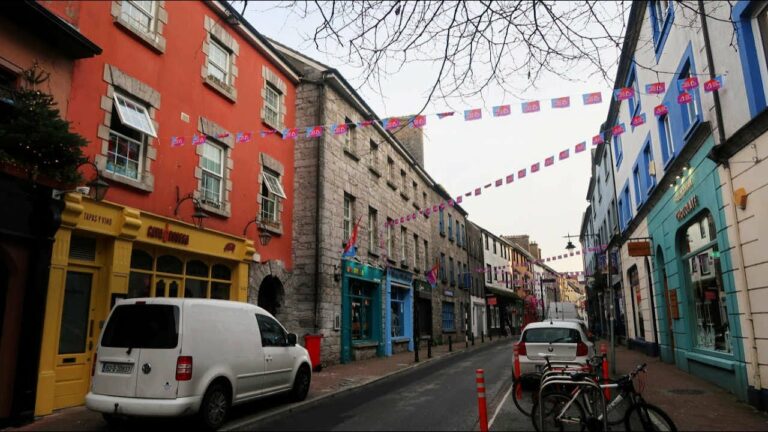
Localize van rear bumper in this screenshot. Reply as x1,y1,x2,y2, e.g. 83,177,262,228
86,392,202,417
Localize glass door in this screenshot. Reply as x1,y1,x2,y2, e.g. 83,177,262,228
153,277,182,298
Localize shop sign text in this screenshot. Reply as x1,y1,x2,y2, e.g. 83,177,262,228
147,223,190,245
83,212,113,226
673,173,694,202
676,195,699,221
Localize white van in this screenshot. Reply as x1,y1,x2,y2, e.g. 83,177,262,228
85,298,312,430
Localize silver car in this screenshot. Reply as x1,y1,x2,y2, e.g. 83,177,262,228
516,320,595,375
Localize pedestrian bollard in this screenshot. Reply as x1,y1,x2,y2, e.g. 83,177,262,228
476,369,489,432
415,336,420,363
465,333,469,349
600,342,610,399
481,332,484,343
449,335,453,352
428,338,432,358
471,332,475,346
513,343,522,400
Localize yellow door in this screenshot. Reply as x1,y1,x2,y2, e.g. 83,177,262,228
53,269,98,409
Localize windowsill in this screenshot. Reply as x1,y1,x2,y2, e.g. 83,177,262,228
352,340,379,349
261,118,283,136
113,17,166,54
412,202,420,211
400,192,410,201
344,149,360,162
387,180,398,191
368,166,381,177
392,337,411,343
259,220,284,236
101,170,153,193
203,75,237,103
368,250,380,258
387,258,397,265
400,262,409,270
199,200,231,218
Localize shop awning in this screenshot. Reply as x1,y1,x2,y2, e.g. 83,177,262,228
485,285,519,299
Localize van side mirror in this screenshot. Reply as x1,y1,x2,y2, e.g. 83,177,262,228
287,333,297,346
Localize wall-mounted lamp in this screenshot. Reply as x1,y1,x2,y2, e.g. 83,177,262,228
52,159,110,202
174,192,208,229
243,218,272,246
734,187,748,210
333,264,341,282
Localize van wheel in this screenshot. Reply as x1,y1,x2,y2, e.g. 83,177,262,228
290,365,311,402
199,383,230,430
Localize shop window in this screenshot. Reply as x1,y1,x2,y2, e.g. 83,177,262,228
186,260,208,277
128,272,151,298
212,264,231,280
680,211,731,353
157,255,183,274
391,288,407,337
442,302,455,331
350,280,374,341
185,279,208,299
130,249,153,270
128,251,231,300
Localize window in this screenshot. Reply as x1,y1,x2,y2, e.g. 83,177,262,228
448,214,453,241
400,227,407,264
439,209,445,235
485,234,489,250
643,143,656,191
442,302,455,331
257,314,289,347
622,185,632,228
679,63,700,134
597,180,602,203
493,240,497,255
423,240,429,271
201,143,224,207
261,169,285,224
628,68,641,118
391,288,407,337
343,194,355,242
449,257,455,285
107,93,157,180
264,84,281,128
207,39,231,85
388,158,395,183
101,304,179,350
120,0,156,33
127,249,232,300
487,264,492,283
680,212,730,353
368,207,378,252
659,114,675,164
455,220,461,246
603,151,609,177
343,117,356,155
650,0,673,56
613,135,623,168
350,279,374,341
369,140,379,170
386,219,393,257
412,181,418,202
423,192,428,209
440,253,447,282
633,166,642,208
413,234,420,269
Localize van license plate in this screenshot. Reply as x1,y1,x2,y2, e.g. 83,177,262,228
102,362,133,374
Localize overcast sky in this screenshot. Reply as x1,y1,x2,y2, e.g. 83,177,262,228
244,2,625,274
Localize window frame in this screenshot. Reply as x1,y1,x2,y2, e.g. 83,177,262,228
263,83,282,129
201,142,224,207
207,38,231,86
120,0,157,34
113,92,157,137
343,194,354,242
368,207,378,252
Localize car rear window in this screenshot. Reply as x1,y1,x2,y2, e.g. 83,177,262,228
523,327,581,343
102,304,179,349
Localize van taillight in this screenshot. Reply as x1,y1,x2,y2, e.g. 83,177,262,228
517,342,527,356
576,341,588,356
176,356,193,381
91,353,97,376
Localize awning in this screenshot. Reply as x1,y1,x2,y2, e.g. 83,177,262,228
485,285,519,299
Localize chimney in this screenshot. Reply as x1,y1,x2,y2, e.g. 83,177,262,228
394,117,425,167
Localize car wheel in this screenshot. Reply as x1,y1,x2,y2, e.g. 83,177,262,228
290,365,311,402
199,383,230,430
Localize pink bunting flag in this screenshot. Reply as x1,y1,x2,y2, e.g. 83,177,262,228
612,123,626,136
236,131,253,143
333,123,350,135
545,156,555,167
484,183,492,189
592,133,604,146
551,96,571,109
546,258,551,262
411,115,427,128
406,214,412,222
306,126,324,138
576,251,581,255
456,196,463,204
613,87,634,101
216,132,230,139
437,112,455,119
506,174,514,183
464,109,482,121
383,118,402,130
521,100,540,113
631,114,646,127
493,105,511,117
358,119,376,127
465,192,472,197
680,76,699,91
582,92,602,105
192,134,207,146
575,141,587,153
433,205,439,212
439,202,447,210
400,217,405,223
645,82,665,94
448,199,455,207
260,129,278,138
170,136,185,147
283,128,299,140
704,76,724,92
654,104,669,117
474,188,482,196
559,149,570,160
677,92,693,105
518,168,527,179
495,179,503,187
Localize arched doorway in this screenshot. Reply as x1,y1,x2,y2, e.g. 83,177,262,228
257,276,284,317
655,247,675,362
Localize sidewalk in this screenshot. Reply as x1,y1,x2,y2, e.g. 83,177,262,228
5,334,515,431
611,343,768,431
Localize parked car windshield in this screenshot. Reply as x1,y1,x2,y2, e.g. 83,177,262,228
102,304,179,349
523,327,581,343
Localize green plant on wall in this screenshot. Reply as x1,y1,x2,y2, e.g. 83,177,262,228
0,63,87,185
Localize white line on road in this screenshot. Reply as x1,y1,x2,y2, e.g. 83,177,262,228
488,384,512,430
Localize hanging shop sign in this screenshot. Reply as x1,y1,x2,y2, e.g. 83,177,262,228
487,296,498,306
628,241,652,257
676,195,699,221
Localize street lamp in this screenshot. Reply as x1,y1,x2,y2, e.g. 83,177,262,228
243,218,273,246
52,159,111,202
174,193,208,229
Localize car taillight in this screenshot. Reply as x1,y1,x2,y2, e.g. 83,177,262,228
91,353,97,377
176,356,193,381
517,341,527,356
576,341,588,356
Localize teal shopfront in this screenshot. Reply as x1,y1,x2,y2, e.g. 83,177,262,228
385,268,414,356
341,260,384,363
646,134,748,400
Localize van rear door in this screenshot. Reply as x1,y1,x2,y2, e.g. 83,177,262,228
92,302,180,398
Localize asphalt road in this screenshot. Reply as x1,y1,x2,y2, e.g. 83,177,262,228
233,342,531,431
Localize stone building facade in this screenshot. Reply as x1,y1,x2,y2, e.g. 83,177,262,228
466,221,487,338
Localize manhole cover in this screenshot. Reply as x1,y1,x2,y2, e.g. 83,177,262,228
667,388,706,395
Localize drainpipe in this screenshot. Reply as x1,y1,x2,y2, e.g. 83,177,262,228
699,0,762,396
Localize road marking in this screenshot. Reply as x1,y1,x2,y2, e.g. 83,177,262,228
488,384,512,429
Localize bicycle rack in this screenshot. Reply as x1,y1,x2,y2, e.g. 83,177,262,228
537,375,608,431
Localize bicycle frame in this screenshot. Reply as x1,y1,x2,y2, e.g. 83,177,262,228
537,376,608,431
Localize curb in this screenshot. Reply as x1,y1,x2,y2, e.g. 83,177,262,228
222,337,513,430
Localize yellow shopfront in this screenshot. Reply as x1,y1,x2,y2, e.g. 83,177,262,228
34,194,255,416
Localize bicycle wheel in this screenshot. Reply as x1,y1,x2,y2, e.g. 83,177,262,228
512,379,535,417
624,402,677,432
605,392,632,426
531,393,587,432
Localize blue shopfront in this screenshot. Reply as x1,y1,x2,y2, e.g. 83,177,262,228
341,260,384,363
646,134,748,400
385,268,414,356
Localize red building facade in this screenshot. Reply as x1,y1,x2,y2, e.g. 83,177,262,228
32,0,299,416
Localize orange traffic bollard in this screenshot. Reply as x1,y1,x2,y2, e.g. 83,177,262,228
476,369,489,432
600,343,610,399
513,343,522,400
